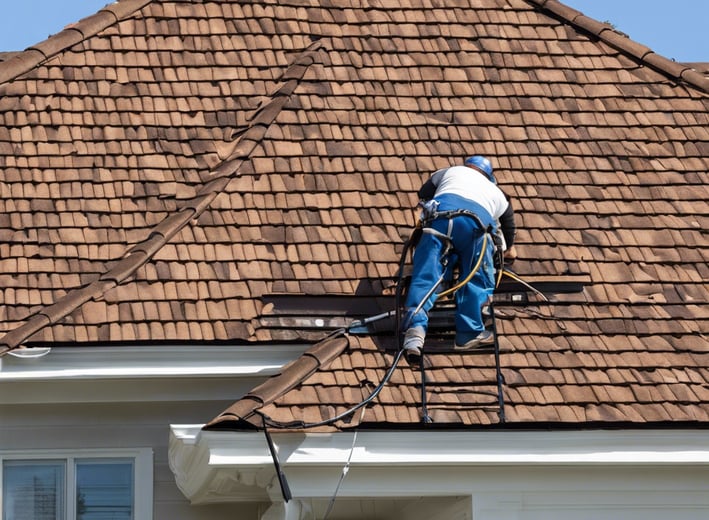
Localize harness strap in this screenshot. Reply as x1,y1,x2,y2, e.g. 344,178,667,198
420,207,505,275
420,207,492,234
422,226,452,242
428,209,487,230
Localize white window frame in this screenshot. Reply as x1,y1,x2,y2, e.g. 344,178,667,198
0,448,153,520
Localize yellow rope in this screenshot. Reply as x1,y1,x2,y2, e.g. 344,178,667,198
501,269,549,301
427,230,546,302
438,233,488,298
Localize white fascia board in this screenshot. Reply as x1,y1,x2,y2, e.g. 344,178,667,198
0,344,308,381
169,426,709,504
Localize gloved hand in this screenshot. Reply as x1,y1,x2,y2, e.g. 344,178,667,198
418,199,439,222
504,245,517,264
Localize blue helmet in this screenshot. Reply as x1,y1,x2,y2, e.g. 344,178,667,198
464,155,495,183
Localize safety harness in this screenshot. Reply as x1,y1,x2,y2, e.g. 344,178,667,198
416,200,505,294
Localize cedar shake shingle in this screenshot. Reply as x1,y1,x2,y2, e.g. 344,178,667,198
1,0,708,429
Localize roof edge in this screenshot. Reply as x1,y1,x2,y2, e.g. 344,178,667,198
528,0,709,94
204,333,350,431
170,427,709,504
0,0,153,85
0,344,308,383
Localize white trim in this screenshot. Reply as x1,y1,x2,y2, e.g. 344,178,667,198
0,375,268,405
169,427,709,505
1,447,153,520
0,344,307,381
0,344,307,404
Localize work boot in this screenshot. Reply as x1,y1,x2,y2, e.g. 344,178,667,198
403,326,425,365
454,330,495,350
481,305,493,328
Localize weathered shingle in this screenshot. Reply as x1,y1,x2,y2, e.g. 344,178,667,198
0,0,708,428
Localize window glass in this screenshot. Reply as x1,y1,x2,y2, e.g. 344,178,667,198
76,460,133,520
3,461,66,520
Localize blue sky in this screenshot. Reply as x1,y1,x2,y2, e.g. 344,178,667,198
563,0,705,62
0,1,705,63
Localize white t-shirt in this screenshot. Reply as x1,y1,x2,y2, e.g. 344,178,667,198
430,165,509,219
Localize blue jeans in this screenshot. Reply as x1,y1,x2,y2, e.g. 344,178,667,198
404,194,495,343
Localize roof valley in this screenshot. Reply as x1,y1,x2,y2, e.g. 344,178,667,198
0,41,323,357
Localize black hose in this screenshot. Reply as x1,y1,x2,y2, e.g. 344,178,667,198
259,227,420,430
258,348,406,430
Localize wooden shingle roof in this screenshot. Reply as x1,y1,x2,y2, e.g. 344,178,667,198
0,0,707,428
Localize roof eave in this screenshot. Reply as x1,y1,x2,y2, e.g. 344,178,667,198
169,426,709,505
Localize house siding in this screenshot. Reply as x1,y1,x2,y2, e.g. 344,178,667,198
0,401,267,519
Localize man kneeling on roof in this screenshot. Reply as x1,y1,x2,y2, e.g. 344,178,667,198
403,155,517,365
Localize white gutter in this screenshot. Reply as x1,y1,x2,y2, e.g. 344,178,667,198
169,426,709,505
0,344,309,404
0,344,307,381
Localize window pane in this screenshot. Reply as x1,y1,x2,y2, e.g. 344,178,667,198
75,460,133,520
3,461,65,520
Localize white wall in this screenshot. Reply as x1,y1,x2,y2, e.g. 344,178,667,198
0,367,274,519
329,466,709,520
0,399,267,519
471,466,709,520
0,344,307,519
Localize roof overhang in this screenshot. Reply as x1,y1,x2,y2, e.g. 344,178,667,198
0,344,309,404
0,344,308,380
169,426,709,506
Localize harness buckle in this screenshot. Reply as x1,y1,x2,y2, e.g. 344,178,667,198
418,199,439,223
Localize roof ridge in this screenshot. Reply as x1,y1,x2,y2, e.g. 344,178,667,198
0,0,153,85
0,41,323,357
205,333,351,431
528,0,709,94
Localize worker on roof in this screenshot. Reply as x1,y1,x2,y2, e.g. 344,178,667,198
403,155,517,364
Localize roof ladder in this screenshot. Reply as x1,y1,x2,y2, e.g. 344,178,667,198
418,299,506,425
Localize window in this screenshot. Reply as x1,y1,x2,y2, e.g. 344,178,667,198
1,449,152,520
75,460,133,519
3,461,65,520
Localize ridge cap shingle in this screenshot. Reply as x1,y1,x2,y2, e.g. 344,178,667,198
0,0,153,86
205,333,350,431
528,0,709,94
